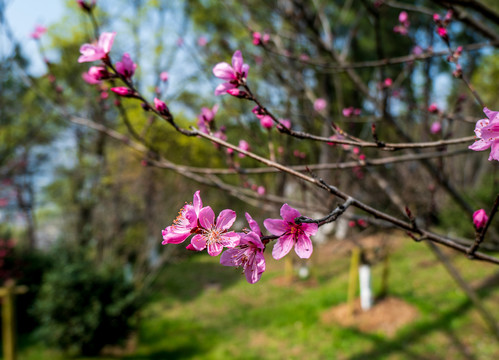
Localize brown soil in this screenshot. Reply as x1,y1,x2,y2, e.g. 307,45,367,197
320,296,419,337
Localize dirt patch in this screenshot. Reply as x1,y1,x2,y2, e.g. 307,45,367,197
320,297,419,337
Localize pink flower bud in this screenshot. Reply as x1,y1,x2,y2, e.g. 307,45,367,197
314,98,327,112
428,103,439,113
260,115,274,129
357,219,368,227
383,78,393,87
437,27,448,40
263,33,270,43
343,107,354,117
257,186,266,195
197,36,208,47
430,122,441,134
277,119,291,130
252,32,262,46
238,140,250,157
433,14,441,22
473,209,488,229
399,11,408,24
111,87,133,96
154,98,169,114
160,71,169,82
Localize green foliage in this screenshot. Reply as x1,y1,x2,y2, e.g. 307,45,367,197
34,244,141,356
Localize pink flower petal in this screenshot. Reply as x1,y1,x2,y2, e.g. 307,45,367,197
198,206,215,229
193,190,203,214
245,213,262,236
220,248,242,266
216,209,237,230
243,231,264,250
207,241,223,256
294,234,313,259
280,203,301,223
191,234,207,251
272,234,294,260
301,222,318,236
214,82,236,96
489,140,499,161
98,32,116,54
213,62,236,81
479,123,499,141
484,107,499,123
232,50,243,74
263,218,287,236
469,139,491,152
161,228,190,244
245,253,265,284
219,232,240,248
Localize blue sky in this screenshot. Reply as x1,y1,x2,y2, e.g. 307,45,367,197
3,0,65,74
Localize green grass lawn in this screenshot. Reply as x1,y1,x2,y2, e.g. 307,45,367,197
15,235,499,359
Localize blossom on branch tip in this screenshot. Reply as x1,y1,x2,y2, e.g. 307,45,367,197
115,53,137,79
263,204,318,260
469,107,499,161
190,208,240,256
162,190,204,245
78,32,116,63
213,50,249,95
160,71,169,82
473,209,488,230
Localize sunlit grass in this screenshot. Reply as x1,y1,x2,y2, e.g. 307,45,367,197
15,236,499,359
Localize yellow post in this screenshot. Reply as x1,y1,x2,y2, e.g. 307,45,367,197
0,280,28,360
347,247,360,317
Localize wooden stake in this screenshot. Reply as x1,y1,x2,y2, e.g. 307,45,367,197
0,280,28,360
348,247,360,316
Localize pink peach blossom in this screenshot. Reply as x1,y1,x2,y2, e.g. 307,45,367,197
115,53,137,79
469,107,499,161
78,32,116,63
220,231,265,283
190,207,240,256
264,204,318,260
213,50,249,95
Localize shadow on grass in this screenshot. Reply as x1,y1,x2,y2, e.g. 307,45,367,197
152,253,242,302
347,297,482,360
124,345,205,360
